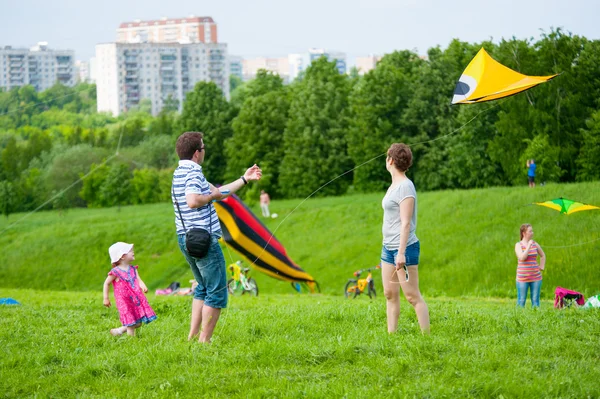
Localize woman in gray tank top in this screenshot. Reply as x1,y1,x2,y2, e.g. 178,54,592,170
381,143,430,334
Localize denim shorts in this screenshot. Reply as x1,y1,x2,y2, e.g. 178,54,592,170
177,233,227,308
381,241,420,266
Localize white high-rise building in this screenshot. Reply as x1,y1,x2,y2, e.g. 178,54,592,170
96,42,228,116
0,42,75,91
117,16,218,44
288,49,347,81
75,60,90,83
89,57,97,83
242,56,290,82
356,55,383,75
229,55,243,80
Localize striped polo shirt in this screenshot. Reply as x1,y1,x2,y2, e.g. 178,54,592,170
516,241,542,282
172,160,221,236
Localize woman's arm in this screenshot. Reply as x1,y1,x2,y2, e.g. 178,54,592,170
396,197,414,269
515,241,532,261
537,243,546,270
103,275,116,307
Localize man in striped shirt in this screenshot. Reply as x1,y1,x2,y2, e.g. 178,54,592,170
173,132,262,343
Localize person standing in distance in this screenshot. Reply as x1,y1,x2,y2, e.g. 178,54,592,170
380,143,430,334
527,159,536,188
260,190,271,217
515,223,546,308
172,132,262,343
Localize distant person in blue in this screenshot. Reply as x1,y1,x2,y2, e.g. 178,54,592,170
527,159,536,188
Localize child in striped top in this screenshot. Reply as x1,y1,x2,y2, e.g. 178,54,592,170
514,224,546,307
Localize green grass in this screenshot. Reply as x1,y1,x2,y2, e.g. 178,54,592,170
1,182,599,299
1,289,599,398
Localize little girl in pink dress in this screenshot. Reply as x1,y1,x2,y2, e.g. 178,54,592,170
103,242,157,336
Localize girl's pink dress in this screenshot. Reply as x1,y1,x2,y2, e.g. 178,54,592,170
109,265,157,327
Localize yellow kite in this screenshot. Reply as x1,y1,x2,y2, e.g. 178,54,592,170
452,48,559,104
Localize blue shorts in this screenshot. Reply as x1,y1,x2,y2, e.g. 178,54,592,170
177,233,228,308
381,241,420,266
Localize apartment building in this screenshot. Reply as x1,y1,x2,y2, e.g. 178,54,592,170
0,42,75,91
96,42,228,116
229,55,243,80
117,16,218,44
356,55,383,75
242,56,290,82
289,48,347,81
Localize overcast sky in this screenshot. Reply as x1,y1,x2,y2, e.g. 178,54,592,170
1,0,598,63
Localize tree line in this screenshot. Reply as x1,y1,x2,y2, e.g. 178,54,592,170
1,28,599,218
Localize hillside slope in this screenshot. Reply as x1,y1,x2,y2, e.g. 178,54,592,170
1,182,599,297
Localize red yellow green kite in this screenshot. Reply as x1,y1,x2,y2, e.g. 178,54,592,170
214,195,319,292
533,198,600,215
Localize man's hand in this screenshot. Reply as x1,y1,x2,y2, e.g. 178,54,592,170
210,186,224,202
244,164,263,182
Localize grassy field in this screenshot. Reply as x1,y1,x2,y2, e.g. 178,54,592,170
1,183,599,397
1,289,599,398
0,182,599,299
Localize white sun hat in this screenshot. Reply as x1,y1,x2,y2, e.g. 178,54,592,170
108,242,134,264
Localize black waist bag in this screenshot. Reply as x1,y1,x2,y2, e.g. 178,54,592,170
173,186,213,259
186,228,211,258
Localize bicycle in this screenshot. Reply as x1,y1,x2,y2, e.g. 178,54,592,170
344,265,380,299
227,261,259,296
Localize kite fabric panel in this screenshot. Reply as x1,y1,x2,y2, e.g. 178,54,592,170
452,48,559,105
214,195,319,292
533,197,600,215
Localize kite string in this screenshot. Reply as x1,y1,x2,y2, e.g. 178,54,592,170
249,101,503,268
0,128,126,236
542,237,600,249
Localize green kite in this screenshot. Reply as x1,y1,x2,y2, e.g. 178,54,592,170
533,197,600,215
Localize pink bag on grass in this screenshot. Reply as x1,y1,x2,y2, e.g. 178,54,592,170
554,287,585,309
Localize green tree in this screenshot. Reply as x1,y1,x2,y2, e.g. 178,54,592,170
522,133,563,183
279,57,353,198
425,105,503,189
179,81,234,183
162,95,180,113
79,163,109,207
1,136,22,182
348,51,424,192
99,163,132,209
576,109,600,182
0,180,17,219
225,72,289,199
112,115,147,148
131,168,160,204
148,111,176,137
230,74,243,93
19,166,47,211
45,144,111,208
